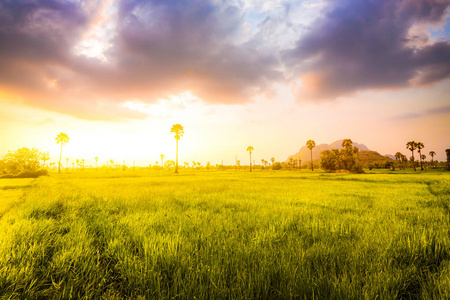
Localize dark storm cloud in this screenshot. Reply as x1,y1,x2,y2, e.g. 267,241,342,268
0,0,281,119
99,0,281,103
284,0,450,100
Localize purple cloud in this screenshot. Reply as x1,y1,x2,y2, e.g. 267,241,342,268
0,0,281,119
284,0,450,100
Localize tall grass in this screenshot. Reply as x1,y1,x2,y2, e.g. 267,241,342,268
0,170,449,299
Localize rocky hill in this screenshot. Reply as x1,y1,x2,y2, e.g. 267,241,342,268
286,140,393,166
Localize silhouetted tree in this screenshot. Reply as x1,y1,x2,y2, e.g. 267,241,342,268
41,151,50,166
76,159,80,171
406,141,417,171
395,152,403,170
289,157,294,169
95,157,99,170
421,154,426,168
1,147,42,175
271,157,275,167
429,151,436,168
321,139,361,173
446,149,450,170
164,160,175,169
401,154,408,169
416,142,424,171
247,146,254,172
306,140,316,171
55,132,69,173
170,124,184,173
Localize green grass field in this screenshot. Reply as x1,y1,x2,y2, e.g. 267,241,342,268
0,169,449,299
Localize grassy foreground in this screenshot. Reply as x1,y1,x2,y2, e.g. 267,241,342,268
0,169,449,299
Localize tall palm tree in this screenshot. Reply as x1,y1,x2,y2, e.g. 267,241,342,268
170,124,184,173
306,140,316,171
95,157,99,170
429,151,436,168
161,155,165,169
406,141,417,171
421,154,426,168
55,132,69,173
416,142,424,171
247,146,254,172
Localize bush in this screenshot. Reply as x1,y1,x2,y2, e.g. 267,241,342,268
0,169,48,178
272,162,282,170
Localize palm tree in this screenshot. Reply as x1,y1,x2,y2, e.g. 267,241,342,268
421,154,426,168
416,142,424,171
247,146,254,172
306,140,316,171
429,151,436,168
76,159,80,171
161,155,165,170
406,141,417,171
394,152,402,170
72,162,75,170
55,132,69,173
289,158,294,169
41,151,50,166
95,157,99,170
271,157,275,167
170,124,184,173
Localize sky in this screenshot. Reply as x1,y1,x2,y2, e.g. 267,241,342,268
0,0,449,166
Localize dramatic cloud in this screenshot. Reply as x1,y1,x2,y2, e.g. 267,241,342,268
0,0,449,119
284,0,450,100
0,0,281,119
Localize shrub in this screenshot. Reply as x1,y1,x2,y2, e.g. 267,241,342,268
272,162,282,170
0,169,48,178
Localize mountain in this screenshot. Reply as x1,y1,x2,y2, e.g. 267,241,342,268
286,140,370,164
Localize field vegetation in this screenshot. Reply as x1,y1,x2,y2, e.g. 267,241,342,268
0,169,449,299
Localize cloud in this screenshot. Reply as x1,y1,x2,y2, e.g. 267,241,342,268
393,104,450,120
284,0,450,101
0,0,281,120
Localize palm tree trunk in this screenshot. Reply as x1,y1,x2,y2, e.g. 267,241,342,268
58,143,62,173
419,150,423,171
411,150,416,171
250,153,252,172
310,150,313,171
175,139,179,173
